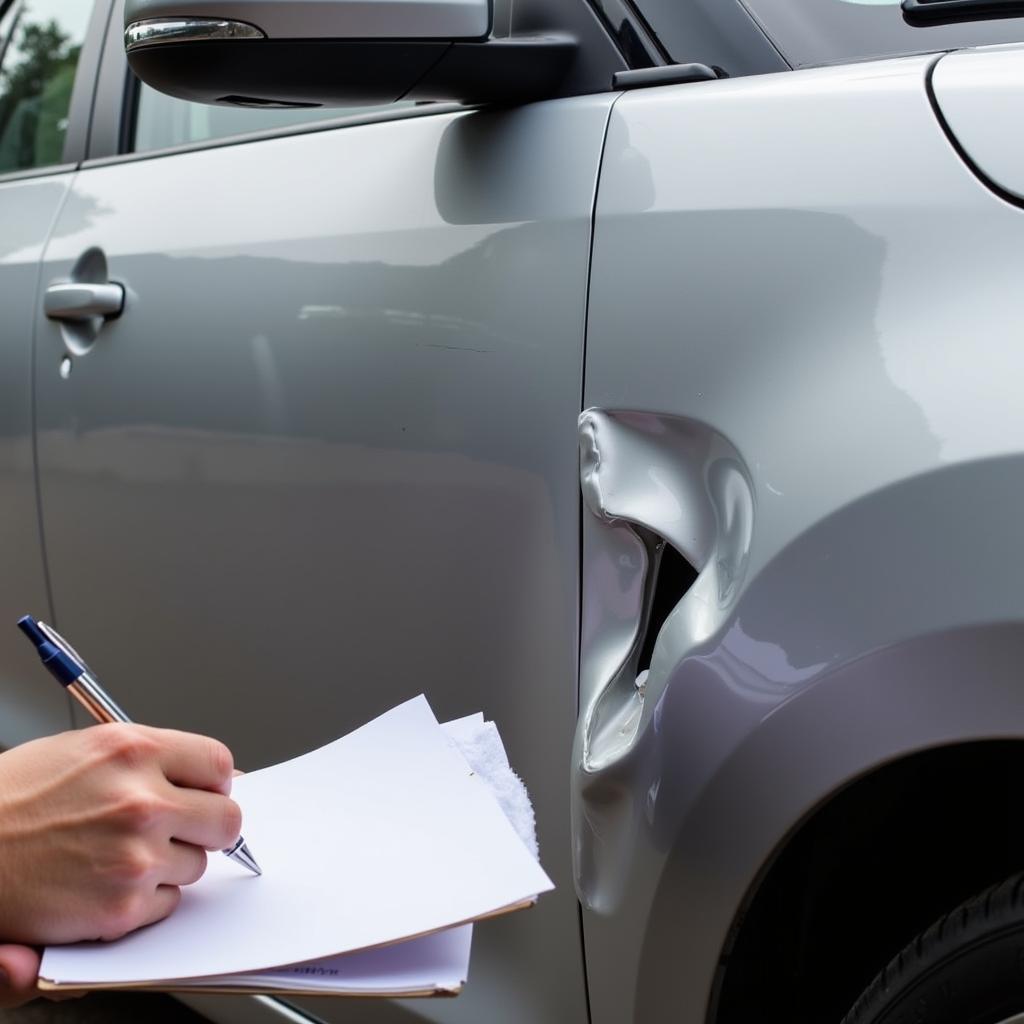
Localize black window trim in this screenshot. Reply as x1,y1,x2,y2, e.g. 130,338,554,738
584,0,667,67
611,0,790,77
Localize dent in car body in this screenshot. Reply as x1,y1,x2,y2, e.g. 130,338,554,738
576,408,752,776
574,408,752,919
578,52,1024,1024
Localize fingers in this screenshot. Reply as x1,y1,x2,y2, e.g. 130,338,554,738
0,944,41,1009
163,840,208,887
128,885,181,935
146,727,235,795
0,726,238,949
165,786,243,851
97,881,183,942
84,724,233,795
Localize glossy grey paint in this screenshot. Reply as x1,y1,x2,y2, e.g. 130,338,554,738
579,51,1024,1023
34,95,614,1024
931,46,1024,202
0,175,73,748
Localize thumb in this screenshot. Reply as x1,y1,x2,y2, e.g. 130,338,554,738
0,944,41,1008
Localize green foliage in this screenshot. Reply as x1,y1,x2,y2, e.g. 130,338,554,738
0,15,81,173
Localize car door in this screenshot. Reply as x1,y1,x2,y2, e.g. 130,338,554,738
0,0,106,748
31,2,617,1022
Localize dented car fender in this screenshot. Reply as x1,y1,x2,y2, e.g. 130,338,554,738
576,50,1024,1024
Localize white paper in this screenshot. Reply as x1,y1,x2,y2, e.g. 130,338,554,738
439,713,486,745
442,717,537,860
41,696,552,985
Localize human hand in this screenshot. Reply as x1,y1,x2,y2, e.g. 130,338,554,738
0,944,40,1007
0,944,90,1007
0,724,241,946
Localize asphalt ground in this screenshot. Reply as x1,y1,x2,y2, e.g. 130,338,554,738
0,993,208,1023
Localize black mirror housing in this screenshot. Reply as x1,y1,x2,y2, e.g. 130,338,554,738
124,0,579,107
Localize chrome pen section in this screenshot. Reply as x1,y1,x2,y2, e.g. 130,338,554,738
37,621,130,724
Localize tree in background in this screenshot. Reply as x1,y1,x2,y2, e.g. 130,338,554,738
0,14,80,172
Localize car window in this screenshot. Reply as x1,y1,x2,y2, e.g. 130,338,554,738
0,0,92,173
132,82,410,153
605,0,788,77
739,0,1024,68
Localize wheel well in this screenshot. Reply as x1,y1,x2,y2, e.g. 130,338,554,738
711,741,1024,1024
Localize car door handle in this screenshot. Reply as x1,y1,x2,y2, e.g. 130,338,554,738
44,282,124,322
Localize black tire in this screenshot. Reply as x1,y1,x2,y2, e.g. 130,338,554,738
842,872,1024,1024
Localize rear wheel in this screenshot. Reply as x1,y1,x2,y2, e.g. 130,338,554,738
842,873,1024,1024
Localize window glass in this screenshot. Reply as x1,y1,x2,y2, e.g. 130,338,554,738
611,0,789,78
0,0,92,173
739,0,1024,68
132,82,408,153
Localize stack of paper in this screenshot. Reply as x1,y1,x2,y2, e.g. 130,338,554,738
38,696,553,997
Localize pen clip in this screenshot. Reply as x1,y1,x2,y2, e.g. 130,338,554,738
37,621,91,677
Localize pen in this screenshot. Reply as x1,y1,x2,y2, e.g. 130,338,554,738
16,614,262,876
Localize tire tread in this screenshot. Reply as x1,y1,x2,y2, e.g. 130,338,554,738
841,871,1024,1023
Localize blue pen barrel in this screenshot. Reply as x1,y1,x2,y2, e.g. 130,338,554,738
16,615,48,648
17,615,82,687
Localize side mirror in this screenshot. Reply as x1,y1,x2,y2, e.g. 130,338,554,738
124,0,577,107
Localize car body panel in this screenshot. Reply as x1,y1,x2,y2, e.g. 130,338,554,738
578,51,1024,1023
33,94,615,1024
931,45,1024,202
0,173,74,748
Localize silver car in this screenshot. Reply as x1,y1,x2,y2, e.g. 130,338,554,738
3,0,1024,1021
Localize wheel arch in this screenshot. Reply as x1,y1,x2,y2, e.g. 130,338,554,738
630,623,1024,1024
710,734,1024,1022
577,448,1024,1023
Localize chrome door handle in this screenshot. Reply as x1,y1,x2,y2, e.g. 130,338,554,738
44,282,124,322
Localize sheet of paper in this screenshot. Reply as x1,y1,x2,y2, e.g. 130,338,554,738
439,713,486,745
181,924,472,994
41,697,552,985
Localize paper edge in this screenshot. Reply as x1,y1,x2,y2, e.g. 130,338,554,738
37,980,463,998
37,898,537,992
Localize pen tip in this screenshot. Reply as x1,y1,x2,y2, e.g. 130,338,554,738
226,841,262,876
